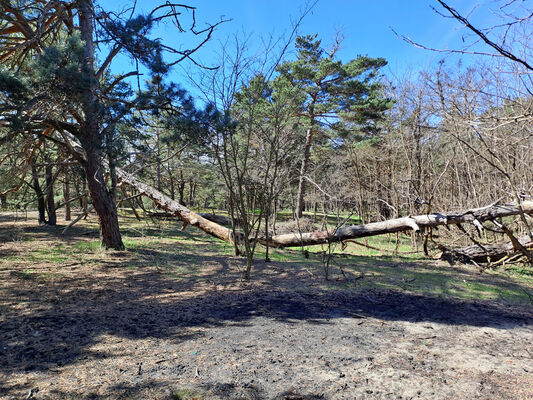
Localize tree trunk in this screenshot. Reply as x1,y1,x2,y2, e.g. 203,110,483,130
30,159,47,224
156,128,161,191
188,180,195,207
84,148,124,249
296,127,313,218
63,177,71,221
178,170,185,205
78,0,123,250
81,179,88,213
0,194,6,209
115,166,234,242
168,168,175,200
264,202,533,248
45,161,57,225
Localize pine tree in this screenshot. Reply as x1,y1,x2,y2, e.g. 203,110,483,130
0,0,221,249
278,34,392,217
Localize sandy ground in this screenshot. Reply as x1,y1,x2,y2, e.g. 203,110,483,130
1,215,532,400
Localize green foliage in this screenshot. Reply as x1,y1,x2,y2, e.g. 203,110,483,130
0,68,28,101
30,33,87,100
278,34,392,137
105,14,169,75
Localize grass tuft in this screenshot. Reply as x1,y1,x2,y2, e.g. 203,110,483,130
173,388,204,400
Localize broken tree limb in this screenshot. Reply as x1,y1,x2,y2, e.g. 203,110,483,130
62,205,93,235
492,220,533,263
442,235,533,264
115,166,237,243
113,163,533,250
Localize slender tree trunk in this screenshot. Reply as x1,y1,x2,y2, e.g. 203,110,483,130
168,167,175,200
178,169,185,205
296,126,313,217
63,177,71,221
31,159,47,224
188,180,195,207
78,0,124,250
166,148,177,200
45,161,57,225
156,127,161,191
0,194,6,209
81,179,88,213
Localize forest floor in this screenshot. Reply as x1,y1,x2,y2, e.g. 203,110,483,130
1,211,532,400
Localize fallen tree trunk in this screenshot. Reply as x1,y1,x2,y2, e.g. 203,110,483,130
442,235,533,264
115,167,237,243
147,211,234,226
262,202,533,248
115,164,533,249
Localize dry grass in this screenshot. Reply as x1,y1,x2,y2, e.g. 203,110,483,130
1,211,532,399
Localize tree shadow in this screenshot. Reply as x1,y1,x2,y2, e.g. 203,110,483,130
1,251,532,379
1,220,533,398
0,220,99,243
322,253,533,302
43,380,329,400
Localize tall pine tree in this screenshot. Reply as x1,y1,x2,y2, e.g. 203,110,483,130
278,35,391,217
0,0,220,249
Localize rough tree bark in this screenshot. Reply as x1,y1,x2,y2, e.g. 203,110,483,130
78,0,124,250
30,159,47,224
264,202,533,247
83,146,124,249
63,177,71,221
115,166,234,242
45,160,56,226
443,236,533,264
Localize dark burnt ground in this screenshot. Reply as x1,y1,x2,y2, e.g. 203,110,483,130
0,215,532,399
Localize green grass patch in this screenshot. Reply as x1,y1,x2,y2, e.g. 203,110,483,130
72,240,101,253
322,255,533,304
21,246,71,263
506,265,533,278
114,211,533,304
173,388,204,400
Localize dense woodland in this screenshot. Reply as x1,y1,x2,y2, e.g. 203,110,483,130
0,0,532,276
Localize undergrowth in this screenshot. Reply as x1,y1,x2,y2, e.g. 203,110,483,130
1,210,532,305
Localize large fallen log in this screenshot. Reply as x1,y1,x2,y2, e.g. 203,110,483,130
442,235,533,264
115,165,533,249
261,202,533,248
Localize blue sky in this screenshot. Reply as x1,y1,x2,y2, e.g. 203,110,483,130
168,0,495,74
98,0,505,95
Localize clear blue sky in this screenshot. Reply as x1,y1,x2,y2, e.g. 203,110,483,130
98,0,504,94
